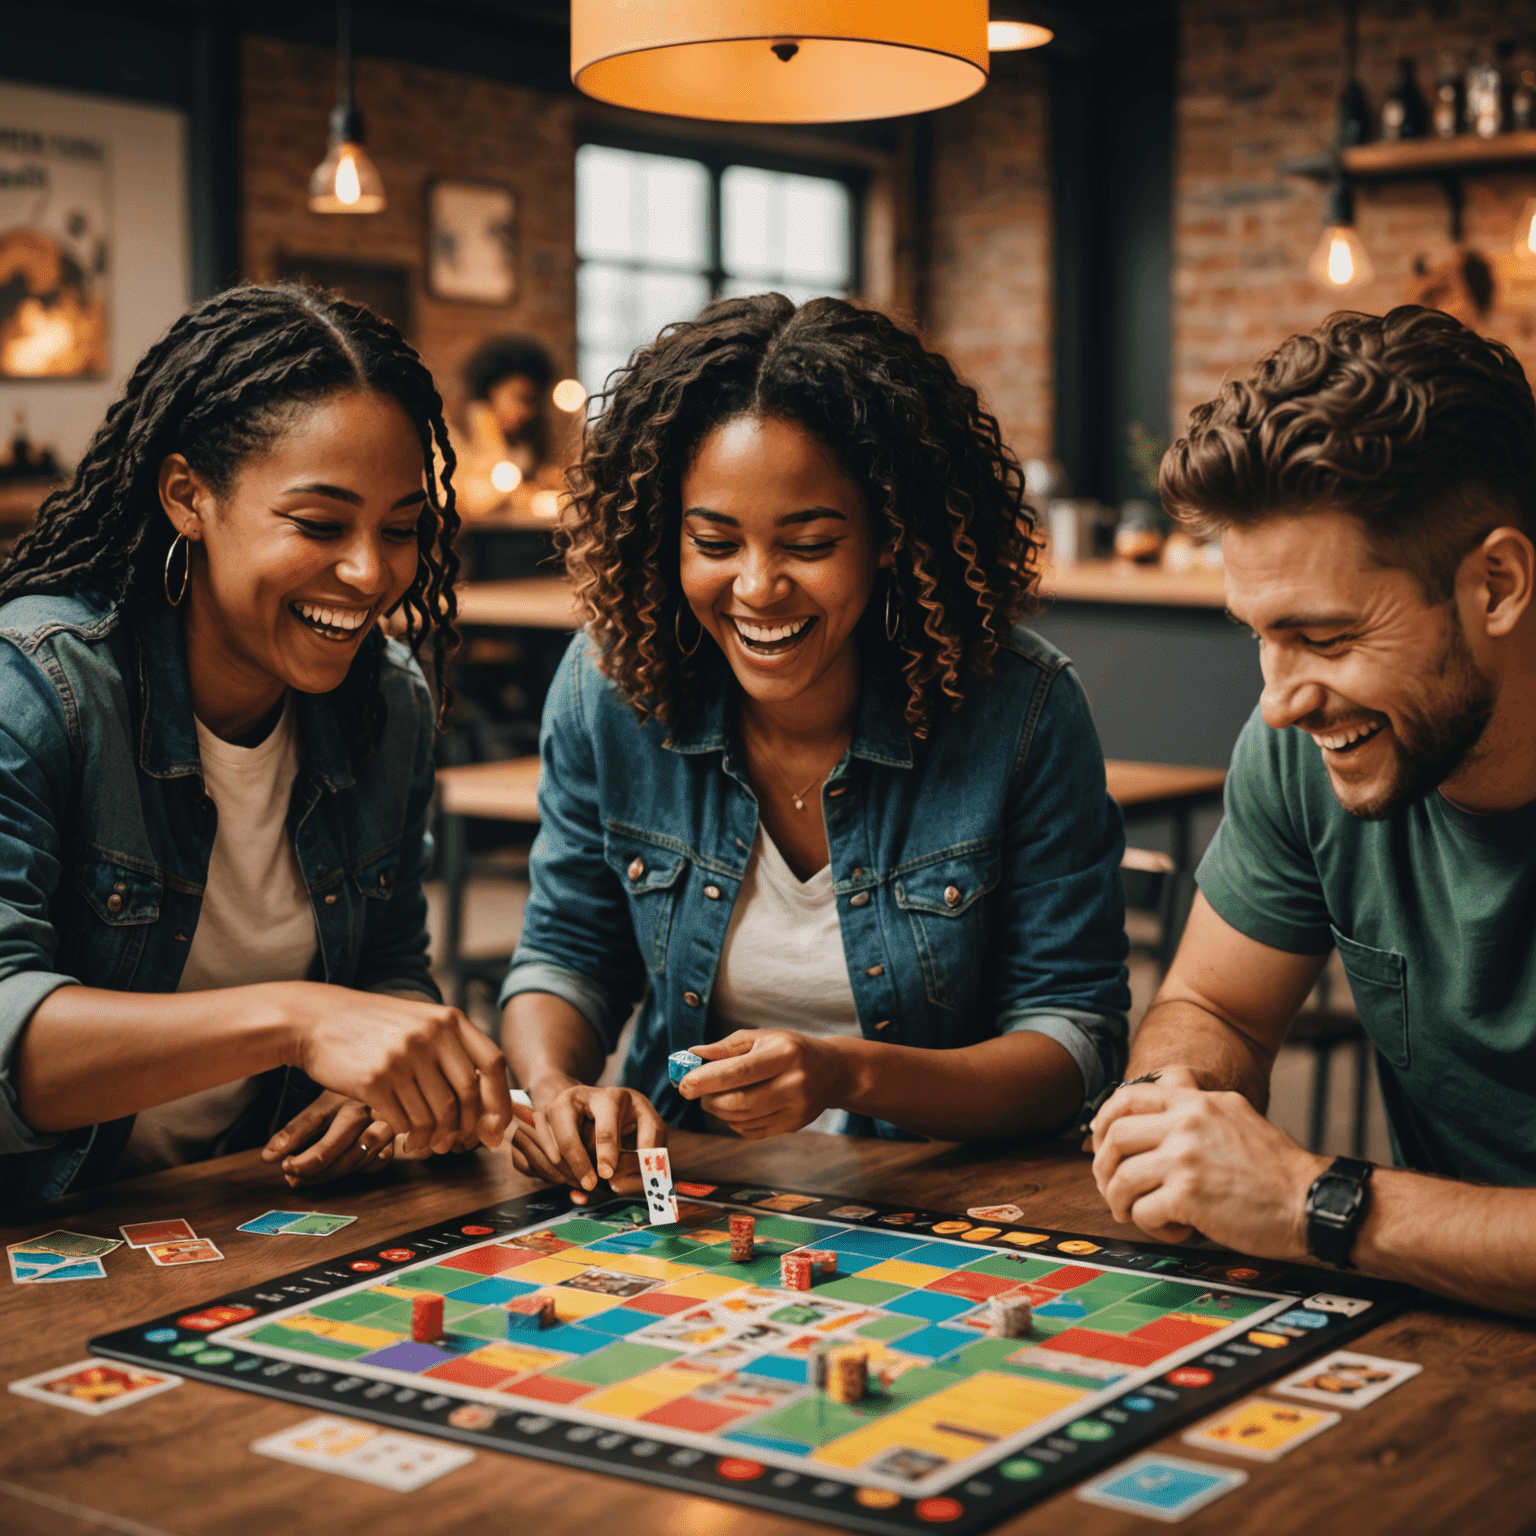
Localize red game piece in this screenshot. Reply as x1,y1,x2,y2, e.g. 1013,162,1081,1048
728,1212,755,1263
504,1294,554,1335
411,1293,444,1342
780,1253,812,1291
802,1249,838,1277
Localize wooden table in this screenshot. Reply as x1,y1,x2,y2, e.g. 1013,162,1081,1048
455,576,582,630
1044,561,1228,610
3,1135,1531,1536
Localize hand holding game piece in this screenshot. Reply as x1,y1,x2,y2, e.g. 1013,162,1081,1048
678,1029,849,1139
262,1090,396,1185
512,1082,667,1201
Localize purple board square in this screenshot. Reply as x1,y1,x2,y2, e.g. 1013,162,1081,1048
360,1341,455,1372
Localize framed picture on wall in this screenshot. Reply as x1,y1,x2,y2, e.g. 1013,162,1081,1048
427,180,516,305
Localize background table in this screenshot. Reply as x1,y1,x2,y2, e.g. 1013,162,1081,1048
3,1134,1531,1536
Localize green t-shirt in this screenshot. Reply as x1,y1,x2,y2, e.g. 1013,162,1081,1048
1197,706,1535,1187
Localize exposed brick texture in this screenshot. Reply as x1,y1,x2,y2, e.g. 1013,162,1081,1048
1175,0,1536,433
242,35,577,420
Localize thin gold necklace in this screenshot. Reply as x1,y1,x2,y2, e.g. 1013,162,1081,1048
742,725,843,811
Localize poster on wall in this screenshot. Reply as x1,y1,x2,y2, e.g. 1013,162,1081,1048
0,124,110,378
427,180,516,304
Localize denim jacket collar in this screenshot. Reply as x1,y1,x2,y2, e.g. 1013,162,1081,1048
663,670,914,771
134,604,356,790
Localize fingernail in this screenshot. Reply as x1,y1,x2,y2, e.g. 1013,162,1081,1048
598,1165,612,1179
582,1175,596,1190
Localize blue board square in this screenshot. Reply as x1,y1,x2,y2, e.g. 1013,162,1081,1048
451,1277,538,1306
583,1308,653,1337
822,1230,926,1259
360,1341,454,1372
586,1231,660,1254
884,1290,976,1323
740,1354,807,1384
535,1324,612,1356
725,1430,814,1456
903,1240,989,1268
886,1324,970,1360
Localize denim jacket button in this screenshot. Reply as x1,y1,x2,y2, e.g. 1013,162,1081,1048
873,1019,891,1030
106,893,123,913
866,963,885,976
683,990,701,1007
944,884,962,908
704,885,721,900
628,857,645,881
324,893,338,905
849,890,871,908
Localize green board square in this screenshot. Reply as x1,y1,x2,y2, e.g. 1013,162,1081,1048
1180,1290,1271,1322
1063,1278,1155,1313
644,1236,710,1261
1081,1301,1170,1336
1128,1280,1211,1311
712,1255,792,1284
812,1277,909,1305
1071,1270,1157,1299
883,1364,959,1403
1010,1362,1120,1392
443,1297,487,1323
1019,1310,1073,1339
744,1393,897,1447
550,1341,682,1386
749,1216,827,1245
451,1307,515,1341
247,1323,367,1360
962,1253,1066,1282
551,1218,628,1245
857,1314,928,1342
361,1300,415,1331
395,1265,487,1296
310,1292,397,1323
940,1338,1038,1375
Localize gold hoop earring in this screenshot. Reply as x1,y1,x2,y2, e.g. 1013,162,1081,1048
884,573,901,641
163,533,191,607
674,603,703,658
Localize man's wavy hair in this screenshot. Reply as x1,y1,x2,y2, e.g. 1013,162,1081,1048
1160,305,1536,600
560,293,1042,737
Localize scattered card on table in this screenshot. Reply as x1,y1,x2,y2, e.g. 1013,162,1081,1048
1077,1453,1248,1522
1182,1397,1340,1461
639,1147,678,1224
146,1238,223,1267
251,1415,475,1490
279,1213,356,1236
8,1250,70,1283
967,1203,1025,1223
237,1211,310,1235
9,1359,181,1416
1273,1351,1423,1410
29,1257,107,1282
120,1218,196,1248
10,1230,122,1258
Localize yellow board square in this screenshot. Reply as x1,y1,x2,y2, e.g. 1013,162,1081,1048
371,1283,430,1300
472,1341,569,1375
688,1228,732,1245
510,1255,601,1286
856,1259,951,1288
657,1272,750,1301
1167,1310,1231,1330
577,1382,676,1420
325,1321,402,1350
598,1254,705,1282
533,1285,624,1321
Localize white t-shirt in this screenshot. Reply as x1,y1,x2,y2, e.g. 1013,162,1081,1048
116,698,318,1177
709,828,860,1134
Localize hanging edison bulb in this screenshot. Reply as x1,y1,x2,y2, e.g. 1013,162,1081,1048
1308,180,1373,289
308,0,385,214
1514,195,1536,263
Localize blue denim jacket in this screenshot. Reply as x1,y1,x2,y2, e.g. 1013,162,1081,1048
501,626,1130,1137
0,592,440,1208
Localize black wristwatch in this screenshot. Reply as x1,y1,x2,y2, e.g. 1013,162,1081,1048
1304,1155,1374,1268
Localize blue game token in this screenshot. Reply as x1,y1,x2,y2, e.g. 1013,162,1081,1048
1122,1395,1156,1412
143,1328,177,1344
667,1049,704,1085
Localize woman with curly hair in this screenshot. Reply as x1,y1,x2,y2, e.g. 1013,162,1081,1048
503,294,1128,1197
0,283,511,1210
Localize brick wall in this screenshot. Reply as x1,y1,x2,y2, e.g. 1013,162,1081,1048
242,36,577,420
925,53,1055,464
1175,0,1536,432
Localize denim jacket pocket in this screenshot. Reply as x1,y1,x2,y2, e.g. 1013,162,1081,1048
893,844,1001,1009
1331,926,1409,1069
350,849,401,902
602,825,688,975
66,857,162,989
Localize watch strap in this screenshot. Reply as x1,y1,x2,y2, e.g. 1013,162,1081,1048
1305,1155,1374,1268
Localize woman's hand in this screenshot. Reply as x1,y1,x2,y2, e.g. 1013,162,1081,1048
677,1030,849,1139
512,1080,667,1202
261,1090,394,1186
274,983,512,1156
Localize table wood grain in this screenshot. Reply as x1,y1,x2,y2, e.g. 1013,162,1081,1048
2,1134,1531,1536
454,577,582,630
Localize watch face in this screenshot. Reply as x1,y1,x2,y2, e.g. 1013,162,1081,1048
1314,1176,1360,1218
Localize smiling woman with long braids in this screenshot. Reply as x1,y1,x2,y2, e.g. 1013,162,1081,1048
502,294,1130,1201
0,283,511,1210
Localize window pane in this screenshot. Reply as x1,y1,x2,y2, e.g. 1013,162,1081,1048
636,269,711,340
721,166,778,280
577,261,710,394
576,145,638,262
722,166,852,289
780,175,850,284
638,156,710,268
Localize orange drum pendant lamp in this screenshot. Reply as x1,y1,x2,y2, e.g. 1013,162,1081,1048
570,0,989,123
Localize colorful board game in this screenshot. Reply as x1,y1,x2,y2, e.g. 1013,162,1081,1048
91,1183,1405,1534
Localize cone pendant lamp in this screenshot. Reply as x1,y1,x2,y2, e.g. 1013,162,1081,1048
570,0,989,123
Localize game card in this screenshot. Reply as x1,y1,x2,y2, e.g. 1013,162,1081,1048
639,1147,679,1224
1077,1453,1248,1522
252,1415,475,1491
236,1211,310,1235
119,1218,195,1248
278,1213,356,1237
9,1359,181,1416
1182,1397,1341,1461
146,1238,224,1267
967,1203,1025,1223
1272,1351,1422,1410
27,1257,107,1282
827,1204,877,1220
8,1250,70,1283
10,1230,122,1259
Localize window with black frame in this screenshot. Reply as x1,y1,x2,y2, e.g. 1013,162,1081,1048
575,142,858,399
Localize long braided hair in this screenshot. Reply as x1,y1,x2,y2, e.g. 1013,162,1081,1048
0,282,459,758
562,293,1042,738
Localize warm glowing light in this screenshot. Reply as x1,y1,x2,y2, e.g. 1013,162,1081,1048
308,139,386,214
1515,196,1536,261
1327,235,1354,283
490,459,523,494
552,378,588,413
1307,224,1373,289
530,490,562,519
335,149,361,205
987,20,1052,50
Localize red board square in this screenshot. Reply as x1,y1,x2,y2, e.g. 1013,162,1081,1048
424,1357,518,1389
1041,1328,1168,1368
640,1397,746,1434
1029,1265,1103,1292
925,1270,1018,1302
499,1373,595,1404
439,1245,539,1276
624,1292,697,1317
1131,1316,1221,1350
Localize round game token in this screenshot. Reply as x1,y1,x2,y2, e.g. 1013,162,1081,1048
168,1341,204,1356
1168,1367,1214,1388
999,1458,1043,1481
350,1260,381,1272
855,1488,901,1509
1226,1267,1260,1282
1122,1395,1156,1412
193,1349,234,1365
914,1497,965,1523
143,1328,177,1344
378,1248,415,1262
716,1457,765,1481
1057,1240,1101,1255
461,1225,494,1236
1066,1419,1114,1441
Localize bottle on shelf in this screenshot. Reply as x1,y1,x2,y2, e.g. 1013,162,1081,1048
1433,52,1462,138
1513,66,1536,131
1381,56,1430,140
1337,77,1372,148
1465,50,1503,138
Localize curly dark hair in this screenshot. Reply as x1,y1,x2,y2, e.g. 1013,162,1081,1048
0,282,460,758
560,293,1042,737
1160,305,1536,600
463,332,555,462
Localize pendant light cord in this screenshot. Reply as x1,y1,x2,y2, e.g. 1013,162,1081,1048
337,0,353,115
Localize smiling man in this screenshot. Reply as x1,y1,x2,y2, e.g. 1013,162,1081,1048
1090,306,1536,1317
